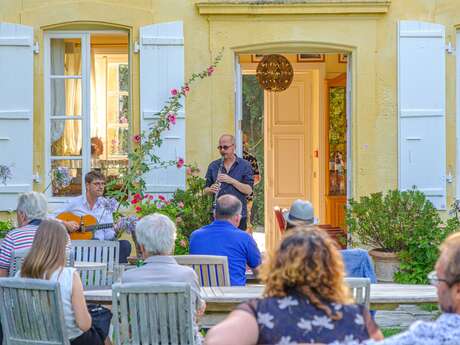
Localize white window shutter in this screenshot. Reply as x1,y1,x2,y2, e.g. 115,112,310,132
398,21,446,209
139,21,185,195
0,23,34,211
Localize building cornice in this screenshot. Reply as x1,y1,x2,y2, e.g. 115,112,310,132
196,0,391,15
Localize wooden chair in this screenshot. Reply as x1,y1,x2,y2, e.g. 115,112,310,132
173,255,231,287
274,206,286,234
71,240,119,288
0,277,70,344
112,282,198,345
10,248,75,277
345,277,371,309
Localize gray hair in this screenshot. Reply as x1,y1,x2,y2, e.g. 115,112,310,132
135,214,176,255
16,192,47,221
215,195,242,219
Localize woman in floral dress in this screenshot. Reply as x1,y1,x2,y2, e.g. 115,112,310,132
205,226,383,345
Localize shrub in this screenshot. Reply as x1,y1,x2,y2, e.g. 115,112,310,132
346,189,454,284
127,166,212,255
0,219,13,239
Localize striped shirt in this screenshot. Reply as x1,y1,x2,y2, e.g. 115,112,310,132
0,222,40,272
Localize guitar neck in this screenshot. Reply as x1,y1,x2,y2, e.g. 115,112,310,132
84,223,113,232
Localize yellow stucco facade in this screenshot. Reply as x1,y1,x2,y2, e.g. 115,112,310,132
1,0,460,218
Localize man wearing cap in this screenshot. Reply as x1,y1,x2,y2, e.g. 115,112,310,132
283,199,317,230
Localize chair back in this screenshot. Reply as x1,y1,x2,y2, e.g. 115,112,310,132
274,206,286,234
11,248,75,277
344,277,371,309
9,248,30,277
0,277,70,345
173,255,230,287
71,240,119,288
112,282,197,345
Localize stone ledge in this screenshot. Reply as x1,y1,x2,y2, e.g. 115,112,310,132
196,0,391,15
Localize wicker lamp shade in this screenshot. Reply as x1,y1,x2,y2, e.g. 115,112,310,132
256,54,293,92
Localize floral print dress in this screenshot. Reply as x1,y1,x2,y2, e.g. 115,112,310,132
237,291,371,345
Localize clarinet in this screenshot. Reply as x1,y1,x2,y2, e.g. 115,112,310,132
212,157,225,212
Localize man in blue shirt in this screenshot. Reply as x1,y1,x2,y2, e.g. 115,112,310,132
189,195,261,286
204,134,254,230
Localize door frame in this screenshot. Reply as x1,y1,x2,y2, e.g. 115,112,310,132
235,51,354,251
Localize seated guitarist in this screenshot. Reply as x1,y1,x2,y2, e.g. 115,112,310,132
55,170,131,263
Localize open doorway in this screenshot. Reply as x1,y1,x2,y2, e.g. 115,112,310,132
237,53,350,251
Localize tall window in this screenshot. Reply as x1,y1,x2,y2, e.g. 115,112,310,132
45,32,129,198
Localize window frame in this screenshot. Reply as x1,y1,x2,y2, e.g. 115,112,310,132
44,30,130,203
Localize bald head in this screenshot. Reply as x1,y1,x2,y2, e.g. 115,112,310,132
215,195,242,220
219,134,235,144
439,232,460,286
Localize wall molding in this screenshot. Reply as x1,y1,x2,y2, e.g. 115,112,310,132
196,0,391,15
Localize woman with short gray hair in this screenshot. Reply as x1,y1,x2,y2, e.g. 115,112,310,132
121,213,205,344
0,192,48,277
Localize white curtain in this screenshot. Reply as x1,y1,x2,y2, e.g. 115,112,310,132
50,40,82,156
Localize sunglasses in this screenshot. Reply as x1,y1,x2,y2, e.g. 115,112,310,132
217,144,234,151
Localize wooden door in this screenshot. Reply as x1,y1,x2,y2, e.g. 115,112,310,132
265,71,315,251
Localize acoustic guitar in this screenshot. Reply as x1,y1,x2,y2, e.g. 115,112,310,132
56,212,113,240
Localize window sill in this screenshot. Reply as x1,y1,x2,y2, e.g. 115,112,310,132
196,0,391,15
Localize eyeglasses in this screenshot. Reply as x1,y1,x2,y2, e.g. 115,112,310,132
428,271,450,286
91,182,105,187
217,144,234,151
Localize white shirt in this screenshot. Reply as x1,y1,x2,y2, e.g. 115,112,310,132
53,195,116,240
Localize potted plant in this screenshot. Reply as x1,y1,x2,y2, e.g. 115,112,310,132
346,189,453,283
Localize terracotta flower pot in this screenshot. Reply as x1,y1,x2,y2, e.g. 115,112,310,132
369,249,400,282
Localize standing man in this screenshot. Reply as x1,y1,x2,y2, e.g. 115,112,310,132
55,170,131,263
204,134,254,230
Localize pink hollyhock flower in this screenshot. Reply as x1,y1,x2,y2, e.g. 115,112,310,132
158,195,166,202
207,66,214,76
133,134,141,143
182,84,190,95
131,198,138,205
171,88,178,96
148,194,154,200
133,193,142,201
135,205,142,213
167,113,177,125
186,167,192,175
176,158,185,169
178,201,185,209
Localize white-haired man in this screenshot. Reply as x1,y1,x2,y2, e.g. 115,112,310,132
0,192,48,276
121,213,205,310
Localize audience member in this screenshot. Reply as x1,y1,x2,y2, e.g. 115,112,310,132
365,232,460,345
190,195,261,286
283,199,316,230
205,227,383,345
121,213,204,343
0,192,48,276
19,220,109,345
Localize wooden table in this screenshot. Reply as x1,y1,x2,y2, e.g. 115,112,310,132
74,261,107,271
84,283,437,327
